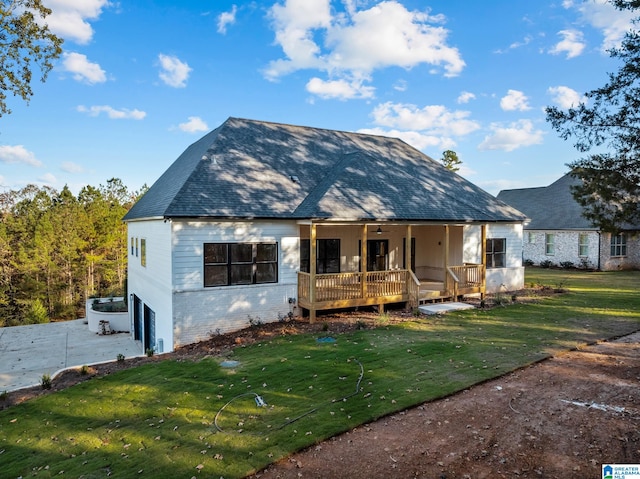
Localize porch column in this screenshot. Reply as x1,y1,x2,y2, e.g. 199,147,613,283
405,225,412,272
481,224,487,299
310,223,317,323
361,224,368,299
444,225,450,271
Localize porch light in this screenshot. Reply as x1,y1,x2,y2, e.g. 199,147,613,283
376,226,382,235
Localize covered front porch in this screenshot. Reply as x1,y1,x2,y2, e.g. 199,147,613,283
296,222,487,321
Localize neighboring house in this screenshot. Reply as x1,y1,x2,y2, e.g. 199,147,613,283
124,117,526,353
497,173,640,271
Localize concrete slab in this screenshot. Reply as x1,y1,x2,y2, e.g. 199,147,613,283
0,319,142,392
419,302,476,315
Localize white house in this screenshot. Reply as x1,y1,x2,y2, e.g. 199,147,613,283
497,173,640,271
124,118,527,353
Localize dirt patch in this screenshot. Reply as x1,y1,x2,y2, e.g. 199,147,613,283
1,288,638,478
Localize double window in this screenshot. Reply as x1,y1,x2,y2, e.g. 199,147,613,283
486,238,506,268
204,243,278,287
610,234,627,257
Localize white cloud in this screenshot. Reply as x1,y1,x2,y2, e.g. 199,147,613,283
62,52,106,84
60,161,85,173
265,1,464,98
568,0,636,51
547,85,586,109
549,29,585,59
457,91,475,104
306,77,375,100
217,5,237,34
358,127,451,151
178,116,209,133
38,173,57,185
500,89,531,111
43,0,110,44
77,105,146,120
0,145,42,167
158,54,192,88
478,120,545,152
371,101,480,137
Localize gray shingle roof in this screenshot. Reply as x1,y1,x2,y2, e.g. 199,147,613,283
124,117,525,223
496,173,597,230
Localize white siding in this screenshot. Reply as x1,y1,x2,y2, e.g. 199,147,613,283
170,220,300,347
464,223,525,293
127,219,173,352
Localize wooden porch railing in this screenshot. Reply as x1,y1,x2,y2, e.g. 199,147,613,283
298,264,483,316
445,263,484,299
298,270,418,306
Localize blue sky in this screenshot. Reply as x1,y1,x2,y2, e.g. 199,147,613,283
0,0,635,196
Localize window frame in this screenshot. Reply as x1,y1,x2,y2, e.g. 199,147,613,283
204,242,278,287
578,233,589,257
300,239,341,274
140,238,147,267
486,238,506,269
545,233,555,255
610,233,627,257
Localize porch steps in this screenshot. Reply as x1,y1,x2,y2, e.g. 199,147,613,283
418,302,475,315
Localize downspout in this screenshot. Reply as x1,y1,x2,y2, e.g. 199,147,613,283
597,231,601,271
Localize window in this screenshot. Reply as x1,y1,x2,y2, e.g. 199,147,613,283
527,232,536,244
300,239,340,273
545,233,555,255
486,238,506,268
135,238,139,257
578,233,589,257
140,239,146,267
204,243,278,287
610,234,627,257
131,237,134,255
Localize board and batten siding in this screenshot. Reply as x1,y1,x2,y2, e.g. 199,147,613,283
170,220,300,347
127,219,174,352
464,223,524,293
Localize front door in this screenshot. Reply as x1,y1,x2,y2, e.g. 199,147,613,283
367,240,388,271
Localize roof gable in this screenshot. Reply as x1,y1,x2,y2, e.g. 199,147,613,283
124,117,525,223
497,173,595,230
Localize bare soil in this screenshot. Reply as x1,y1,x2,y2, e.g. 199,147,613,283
1,290,639,479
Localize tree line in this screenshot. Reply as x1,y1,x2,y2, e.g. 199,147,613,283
0,179,145,326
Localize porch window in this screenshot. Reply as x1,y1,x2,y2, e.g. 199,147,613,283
578,233,589,257
610,234,627,257
204,243,278,287
545,233,555,255
486,238,506,268
300,239,340,273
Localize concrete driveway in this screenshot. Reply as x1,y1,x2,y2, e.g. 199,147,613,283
0,319,142,392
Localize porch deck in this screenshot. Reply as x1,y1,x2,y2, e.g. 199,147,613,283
297,264,484,320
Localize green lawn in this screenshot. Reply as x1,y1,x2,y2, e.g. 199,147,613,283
1,268,639,478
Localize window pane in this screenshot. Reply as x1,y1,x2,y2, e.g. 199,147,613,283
256,243,277,262
205,243,227,264
256,263,277,283
300,240,310,273
495,238,505,253
204,265,227,286
230,264,253,284
494,252,505,268
230,243,253,263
